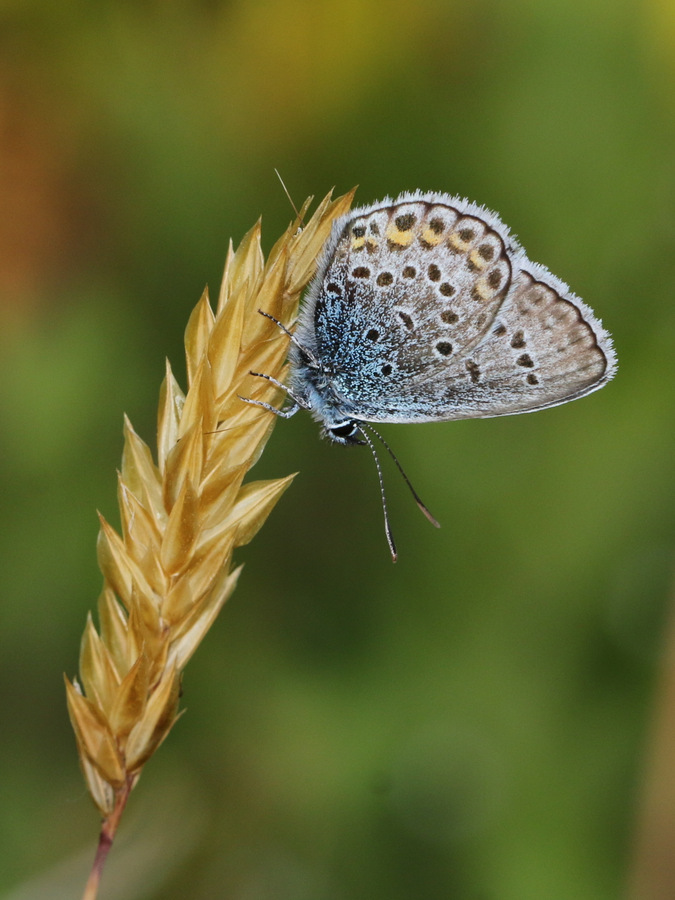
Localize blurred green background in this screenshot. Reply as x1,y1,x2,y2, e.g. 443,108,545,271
1,0,674,898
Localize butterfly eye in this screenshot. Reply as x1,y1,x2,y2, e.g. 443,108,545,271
328,422,359,440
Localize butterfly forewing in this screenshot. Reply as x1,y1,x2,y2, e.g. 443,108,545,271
309,199,513,367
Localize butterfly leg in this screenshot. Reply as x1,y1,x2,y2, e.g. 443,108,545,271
240,395,299,418
238,371,306,419
257,309,320,367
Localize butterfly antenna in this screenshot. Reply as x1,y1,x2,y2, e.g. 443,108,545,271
274,169,306,227
357,426,398,562
361,423,440,529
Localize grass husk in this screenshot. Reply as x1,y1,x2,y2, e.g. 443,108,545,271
66,188,356,900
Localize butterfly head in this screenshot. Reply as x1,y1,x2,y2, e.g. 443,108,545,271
324,420,365,446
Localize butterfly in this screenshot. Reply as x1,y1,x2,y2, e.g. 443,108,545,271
245,191,616,559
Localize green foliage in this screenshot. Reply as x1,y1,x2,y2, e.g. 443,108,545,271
1,0,673,897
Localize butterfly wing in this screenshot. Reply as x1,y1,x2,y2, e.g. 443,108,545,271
294,192,615,423
435,265,614,419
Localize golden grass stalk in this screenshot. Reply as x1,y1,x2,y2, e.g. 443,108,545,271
66,187,356,900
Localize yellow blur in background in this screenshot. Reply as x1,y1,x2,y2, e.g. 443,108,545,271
1,0,674,898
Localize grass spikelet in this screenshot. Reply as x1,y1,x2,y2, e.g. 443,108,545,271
67,187,356,900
